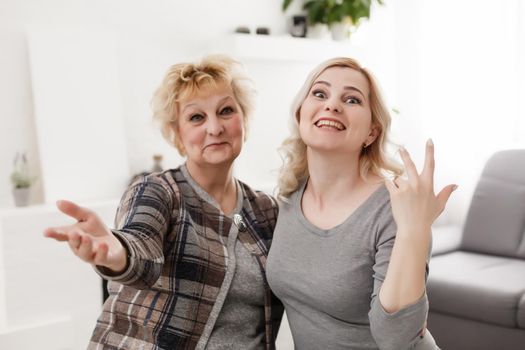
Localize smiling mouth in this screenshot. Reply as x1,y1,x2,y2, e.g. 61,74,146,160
314,119,346,131
205,142,228,149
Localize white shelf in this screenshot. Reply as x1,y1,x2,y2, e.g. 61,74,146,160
0,198,119,219
216,34,367,63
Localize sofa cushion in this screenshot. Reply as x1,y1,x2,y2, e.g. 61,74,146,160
461,178,525,258
460,150,525,259
519,294,525,330
427,251,525,328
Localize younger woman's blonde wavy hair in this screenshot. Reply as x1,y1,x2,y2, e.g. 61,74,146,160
151,55,256,155
277,57,402,199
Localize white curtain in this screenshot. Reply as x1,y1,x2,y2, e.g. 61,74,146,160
360,0,525,224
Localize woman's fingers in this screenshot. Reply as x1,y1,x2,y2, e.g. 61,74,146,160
43,228,69,241
399,147,418,182
45,225,110,265
43,224,77,237
76,234,95,262
385,175,409,192
436,184,458,213
56,199,92,222
421,139,435,187
67,230,82,253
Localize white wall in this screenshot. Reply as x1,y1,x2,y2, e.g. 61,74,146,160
2,0,524,217
414,0,525,224
0,0,291,207
1,0,525,348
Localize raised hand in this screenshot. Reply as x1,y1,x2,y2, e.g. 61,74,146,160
43,200,127,273
385,139,457,236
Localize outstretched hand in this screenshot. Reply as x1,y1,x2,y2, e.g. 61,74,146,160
385,139,457,236
44,200,127,272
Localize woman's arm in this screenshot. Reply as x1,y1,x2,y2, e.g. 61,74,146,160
368,205,430,350
44,175,175,289
379,140,456,312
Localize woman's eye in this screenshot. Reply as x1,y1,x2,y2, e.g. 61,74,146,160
220,106,235,115
345,96,361,105
189,114,204,122
312,90,326,99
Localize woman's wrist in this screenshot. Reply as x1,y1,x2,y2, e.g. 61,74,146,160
395,224,432,240
103,235,129,274
109,251,128,273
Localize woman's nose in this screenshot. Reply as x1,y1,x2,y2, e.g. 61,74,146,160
206,115,225,136
324,98,342,113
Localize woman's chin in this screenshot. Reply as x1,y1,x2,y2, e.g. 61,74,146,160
202,153,236,166
305,141,345,152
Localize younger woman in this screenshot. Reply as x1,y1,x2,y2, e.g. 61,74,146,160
267,57,455,349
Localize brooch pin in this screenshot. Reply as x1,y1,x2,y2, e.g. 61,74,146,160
233,214,247,232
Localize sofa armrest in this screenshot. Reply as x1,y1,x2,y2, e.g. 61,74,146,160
431,225,462,256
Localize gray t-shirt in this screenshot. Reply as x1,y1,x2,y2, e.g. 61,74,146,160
206,241,266,349
267,183,436,350
180,169,266,350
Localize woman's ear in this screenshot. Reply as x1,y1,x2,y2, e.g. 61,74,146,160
365,124,380,147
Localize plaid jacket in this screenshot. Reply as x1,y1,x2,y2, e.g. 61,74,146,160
90,165,283,349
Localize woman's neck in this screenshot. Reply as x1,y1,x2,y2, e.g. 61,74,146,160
186,160,237,213
305,148,364,203
302,148,383,229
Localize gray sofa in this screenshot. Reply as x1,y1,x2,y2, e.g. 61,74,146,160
427,149,525,350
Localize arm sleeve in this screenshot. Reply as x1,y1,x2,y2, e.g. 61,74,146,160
368,206,430,350
95,175,176,289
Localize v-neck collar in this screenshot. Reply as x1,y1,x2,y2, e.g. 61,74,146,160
293,179,387,237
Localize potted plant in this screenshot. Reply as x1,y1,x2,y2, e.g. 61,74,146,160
10,152,35,207
329,0,385,40
282,0,384,40
283,0,331,39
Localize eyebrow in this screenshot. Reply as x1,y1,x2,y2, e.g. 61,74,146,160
313,80,366,100
182,95,233,113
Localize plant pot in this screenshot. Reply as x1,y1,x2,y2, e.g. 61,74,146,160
12,188,31,207
307,23,330,40
330,21,352,41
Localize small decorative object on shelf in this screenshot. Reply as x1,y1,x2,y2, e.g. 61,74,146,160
128,154,164,186
235,26,251,34
291,15,307,37
152,154,164,172
282,0,384,41
10,152,36,207
307,22,330,40
256,27,270,35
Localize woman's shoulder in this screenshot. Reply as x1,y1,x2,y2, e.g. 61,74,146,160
237,181,277,208
362,175,391,207
132,168,180,191
124,168,183,208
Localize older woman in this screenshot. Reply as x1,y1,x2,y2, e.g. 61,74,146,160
266,57,456,349
44,55,283,350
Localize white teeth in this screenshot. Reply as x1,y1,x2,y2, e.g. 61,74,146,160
315,119,345,130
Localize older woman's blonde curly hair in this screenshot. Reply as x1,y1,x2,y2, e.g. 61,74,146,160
277,57,402,199
151,55,256,155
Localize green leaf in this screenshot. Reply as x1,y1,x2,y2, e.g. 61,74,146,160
282,0,294,11
304,0,330,24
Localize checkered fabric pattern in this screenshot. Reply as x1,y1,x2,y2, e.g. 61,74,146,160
90,166,283,349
